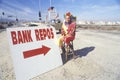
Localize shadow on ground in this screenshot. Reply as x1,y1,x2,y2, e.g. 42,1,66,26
75,46,95,57
61,46,95,64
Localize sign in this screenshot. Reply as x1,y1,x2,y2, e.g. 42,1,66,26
48,8,57,20
7,25,62,80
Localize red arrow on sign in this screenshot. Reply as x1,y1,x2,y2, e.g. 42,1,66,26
23,45,51,59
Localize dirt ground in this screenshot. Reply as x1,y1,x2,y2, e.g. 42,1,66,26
0,28,120,80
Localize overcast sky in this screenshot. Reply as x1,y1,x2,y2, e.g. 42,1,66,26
0,0,120,21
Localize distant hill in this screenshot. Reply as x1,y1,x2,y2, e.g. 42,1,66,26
0,18,15,22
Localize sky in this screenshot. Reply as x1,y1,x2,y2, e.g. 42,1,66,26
0,0,120,21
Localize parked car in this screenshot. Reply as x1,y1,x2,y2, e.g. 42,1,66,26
50,19,62,33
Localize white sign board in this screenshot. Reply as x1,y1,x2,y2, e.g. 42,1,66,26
7,25,62,80
48,9,57,20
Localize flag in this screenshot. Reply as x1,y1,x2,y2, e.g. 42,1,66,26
39,11,42,20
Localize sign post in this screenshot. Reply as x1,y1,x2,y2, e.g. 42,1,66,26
7,26,62,80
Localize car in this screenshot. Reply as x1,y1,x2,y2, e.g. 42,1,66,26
28,24,38,27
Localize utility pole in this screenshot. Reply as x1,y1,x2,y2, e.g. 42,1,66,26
50,0,51,7
39,0,42,21
0,13,2,21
